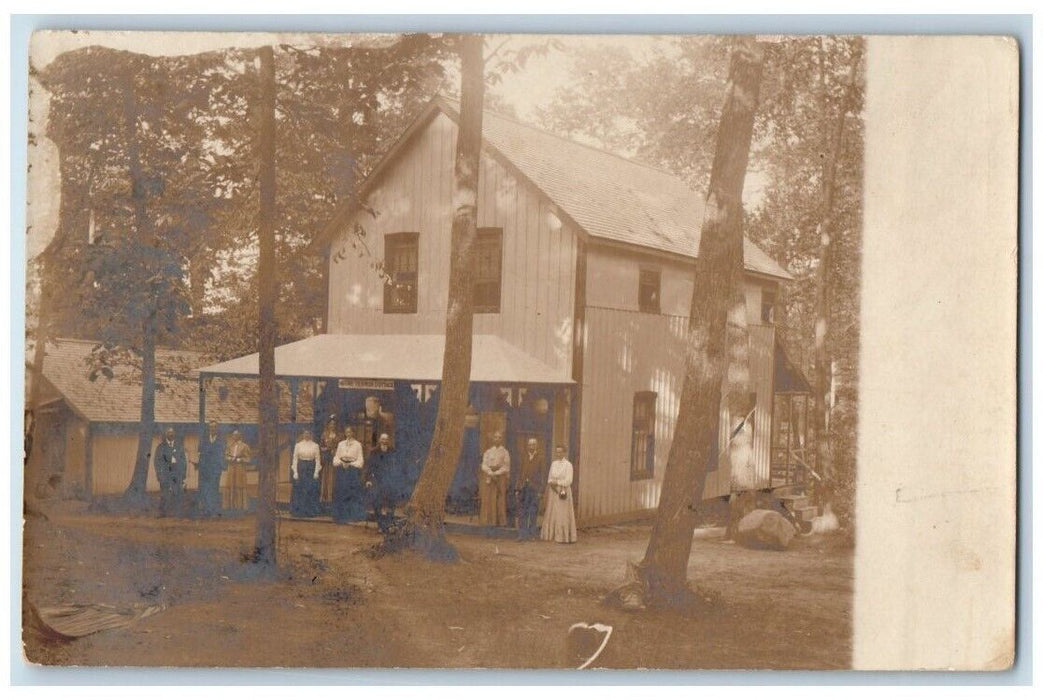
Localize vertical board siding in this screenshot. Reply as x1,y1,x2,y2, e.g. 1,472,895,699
579,306,776,521
91,432,200,496
89,429,299,497
586,246,769,322
328,112,576,380
64,416,88,490
704,324,776,497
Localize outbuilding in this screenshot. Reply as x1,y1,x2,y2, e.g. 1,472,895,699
30,338,312,504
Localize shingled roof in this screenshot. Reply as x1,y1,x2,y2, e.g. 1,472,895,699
321,96,790,280
37,338,313,425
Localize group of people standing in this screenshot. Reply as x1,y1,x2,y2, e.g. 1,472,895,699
151,398,576,544
152,422,254,518
479,431,577,544
288,422,405,530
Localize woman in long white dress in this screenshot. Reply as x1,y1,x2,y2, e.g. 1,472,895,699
541,445,577,544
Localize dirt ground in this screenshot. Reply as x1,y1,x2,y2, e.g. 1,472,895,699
22,501,853,670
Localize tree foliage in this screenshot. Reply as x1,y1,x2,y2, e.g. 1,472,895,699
33,38,453,502
538,35,865,525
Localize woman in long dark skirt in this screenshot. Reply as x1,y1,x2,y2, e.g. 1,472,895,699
365,432,402,532
332,426,367,523
319,415,339,506
290,430,322,518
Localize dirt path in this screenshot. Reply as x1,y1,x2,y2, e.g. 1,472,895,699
22,503,853,669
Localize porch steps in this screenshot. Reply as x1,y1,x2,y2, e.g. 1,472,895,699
773,490,818,526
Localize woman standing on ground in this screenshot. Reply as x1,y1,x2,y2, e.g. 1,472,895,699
331,426,366,523
290,429,322,518
319,415,339,506
541,445,577,544
223,430,252,512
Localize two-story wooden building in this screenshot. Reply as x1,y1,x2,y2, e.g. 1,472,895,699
198,96,810,525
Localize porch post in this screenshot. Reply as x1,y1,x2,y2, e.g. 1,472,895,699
198,373,207,436
290,377,299,443
568,384,581,512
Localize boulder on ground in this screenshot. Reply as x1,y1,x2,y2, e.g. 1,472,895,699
735,509,796,551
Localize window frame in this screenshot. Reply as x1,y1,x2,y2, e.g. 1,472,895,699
472,227,504,314
760,287,777,324
630,390,658,481
383,231,420,315
638,268,662,314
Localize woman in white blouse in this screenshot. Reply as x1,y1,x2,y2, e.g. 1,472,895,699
541,445,577,543
289,430,322,518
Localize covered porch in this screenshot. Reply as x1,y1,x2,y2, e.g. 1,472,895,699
196,334,577,516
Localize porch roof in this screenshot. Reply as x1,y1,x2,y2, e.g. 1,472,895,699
197,334,573,385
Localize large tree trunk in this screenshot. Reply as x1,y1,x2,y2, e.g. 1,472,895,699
121,69,158,508
812,40,862,513
124,317,157,503
396,34,485,560
608,37,764,609
253,44,279,569
723,278,755,540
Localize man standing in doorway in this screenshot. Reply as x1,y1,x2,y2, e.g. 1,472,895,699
479,431,510,527
358,396,395,455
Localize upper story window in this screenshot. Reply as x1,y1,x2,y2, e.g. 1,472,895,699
383,232,419,314
638,269,661,314
761,288,777,324
630,391,657,480
473,227,503,313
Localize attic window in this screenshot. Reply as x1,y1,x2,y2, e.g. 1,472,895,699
638,269,661,314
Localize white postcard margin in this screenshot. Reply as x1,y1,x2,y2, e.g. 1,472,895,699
854,35,1019,671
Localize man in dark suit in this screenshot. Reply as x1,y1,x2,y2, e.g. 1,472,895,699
154,427,187,517
195,420,225,517
515,437,545,540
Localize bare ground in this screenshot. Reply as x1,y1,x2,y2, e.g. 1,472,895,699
22,501,852,670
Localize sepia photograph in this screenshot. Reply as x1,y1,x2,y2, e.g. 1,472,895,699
17,26,1018,673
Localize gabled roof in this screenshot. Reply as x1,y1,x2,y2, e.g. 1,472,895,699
37,338,313,425
199,333,572,385
319,96,790,281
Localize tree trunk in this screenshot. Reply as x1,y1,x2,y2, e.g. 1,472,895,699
722,254,755,539
608,37,764,609
812,41,862,511
124,316,157,504
396,34,485,561
253,44,279,570
121,68,158,508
